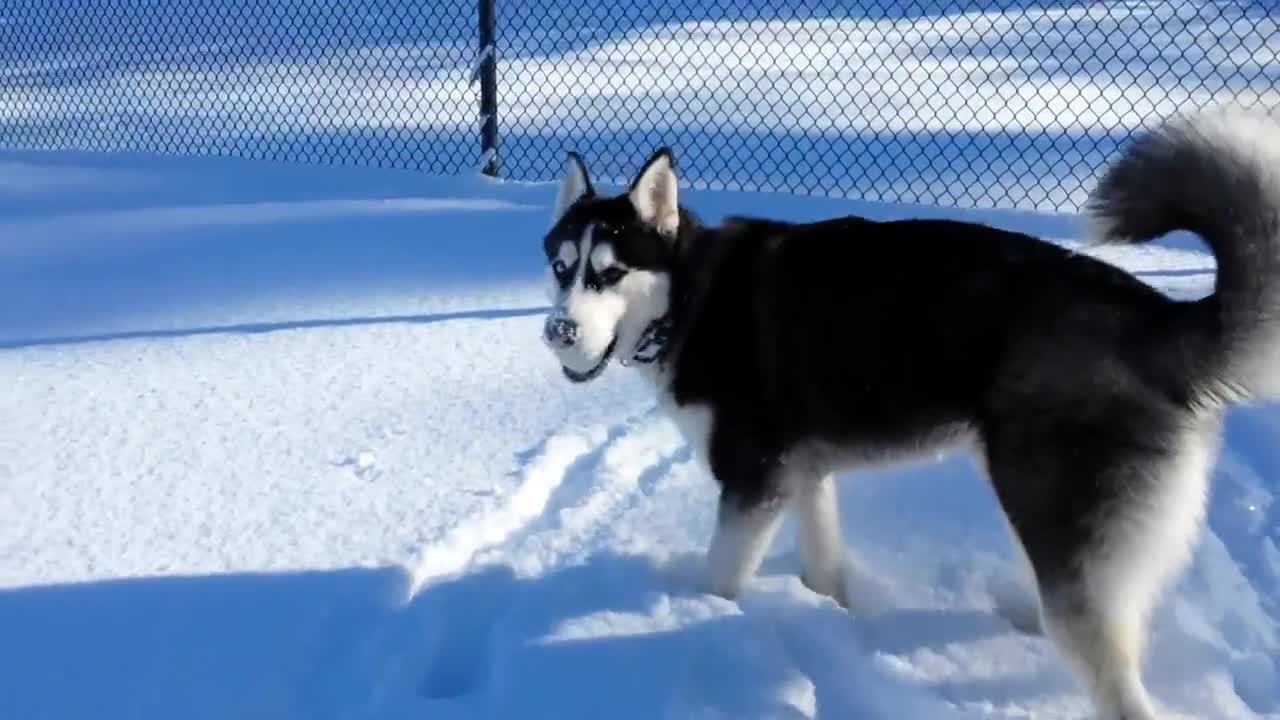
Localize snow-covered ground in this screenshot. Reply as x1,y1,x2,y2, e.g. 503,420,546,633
1,149,1278,719
3,0,1280,715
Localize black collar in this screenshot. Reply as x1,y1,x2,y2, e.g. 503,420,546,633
621,314,673,367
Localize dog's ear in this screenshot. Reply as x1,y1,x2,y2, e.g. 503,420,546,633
551,151,594,226
628,148,679,236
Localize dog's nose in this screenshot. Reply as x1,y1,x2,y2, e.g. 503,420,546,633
544,315,579,348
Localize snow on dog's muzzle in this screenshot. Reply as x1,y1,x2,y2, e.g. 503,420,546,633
542,306,616,382
543,310,579,349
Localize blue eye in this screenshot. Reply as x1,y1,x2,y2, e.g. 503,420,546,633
552,260,568,274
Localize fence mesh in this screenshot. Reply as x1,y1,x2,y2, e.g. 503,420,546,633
2,1,1278,212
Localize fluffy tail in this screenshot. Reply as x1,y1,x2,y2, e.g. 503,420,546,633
1085,106,1280,404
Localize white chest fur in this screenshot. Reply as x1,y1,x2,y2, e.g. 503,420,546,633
638,364,714,469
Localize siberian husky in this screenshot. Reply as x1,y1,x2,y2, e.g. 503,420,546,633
538,107,1280,720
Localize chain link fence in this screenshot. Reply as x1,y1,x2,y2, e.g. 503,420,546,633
2,1,1278,212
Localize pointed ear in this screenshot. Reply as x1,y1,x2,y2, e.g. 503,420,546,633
551,151,594,226
628,148,679,236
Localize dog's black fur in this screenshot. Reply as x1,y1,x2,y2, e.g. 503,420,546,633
541,108,1280,719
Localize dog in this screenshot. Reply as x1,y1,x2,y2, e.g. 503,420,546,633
537,106,1280,720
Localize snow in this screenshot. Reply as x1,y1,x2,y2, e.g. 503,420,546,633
5,1,1278,211
4,0,1280,716
1,148,1278,720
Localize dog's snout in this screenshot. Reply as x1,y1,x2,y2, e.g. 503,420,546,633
544,315,580,348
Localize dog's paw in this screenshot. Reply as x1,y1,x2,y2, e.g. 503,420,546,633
656,551,745,601
706,574,744,601
832,555,898,617
800,569,849,609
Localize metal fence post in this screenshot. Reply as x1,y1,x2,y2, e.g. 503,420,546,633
477,0,499,176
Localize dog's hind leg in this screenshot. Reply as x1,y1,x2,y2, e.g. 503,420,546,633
793,473,850,607
705,492,784,600
1064,432,1212,720
986,417,1215,720
1038,587,1159,720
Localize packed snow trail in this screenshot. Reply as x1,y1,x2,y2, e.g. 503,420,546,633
0,152,1277,719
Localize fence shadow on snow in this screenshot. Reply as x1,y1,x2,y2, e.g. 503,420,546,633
2,0,1278,212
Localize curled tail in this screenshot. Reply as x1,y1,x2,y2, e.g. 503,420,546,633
1085,106,1280,405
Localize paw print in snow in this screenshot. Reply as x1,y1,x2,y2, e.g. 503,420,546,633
335,451,379,480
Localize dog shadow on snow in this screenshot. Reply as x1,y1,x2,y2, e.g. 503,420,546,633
381,551,1064,720
398,444,1280,719
396,456,1069,718
5,540,1263,719
0,549,1073,720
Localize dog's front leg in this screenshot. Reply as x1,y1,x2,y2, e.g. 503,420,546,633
793,473,850,608
705,493,784,599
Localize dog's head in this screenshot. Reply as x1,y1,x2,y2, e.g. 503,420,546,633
540,148,681,382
